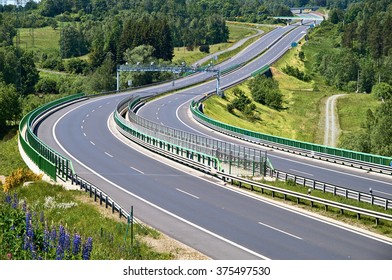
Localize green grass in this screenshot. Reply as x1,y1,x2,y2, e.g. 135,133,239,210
337,94,380,138
173,23,268,65
17,26,60,55
203,42,328,143
0,131,27,176
1,181,174,260
231,177,392,238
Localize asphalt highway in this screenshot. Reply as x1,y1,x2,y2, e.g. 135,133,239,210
35,23,392,259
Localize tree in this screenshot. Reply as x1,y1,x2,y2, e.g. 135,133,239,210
60,24,88,58
87,53,116,92
0,83,21,128
372,82,392,101
250,75,283,109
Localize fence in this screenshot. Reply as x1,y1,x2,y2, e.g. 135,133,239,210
126,95,270,176
19,93,85,181
190,100,392,170
220,172,392,225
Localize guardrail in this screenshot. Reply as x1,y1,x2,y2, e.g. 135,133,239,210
126,95,269,176
190,100,392,174
19,93,85,181
219,172,392,225
114,96,221,172
268,168,392,210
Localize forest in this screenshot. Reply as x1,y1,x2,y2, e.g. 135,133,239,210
0,0,391,157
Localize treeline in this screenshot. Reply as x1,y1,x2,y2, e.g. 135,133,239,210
306,0,392,156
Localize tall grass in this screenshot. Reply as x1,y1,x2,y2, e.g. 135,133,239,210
0,182,173,260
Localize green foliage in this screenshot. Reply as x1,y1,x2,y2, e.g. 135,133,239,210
0,83,21,128
372,82,392,102
60,24,88,59
199,45,210,53
282,65,311,82
35,77,58,94
249,75,283,109
64,58,89,74
0,182,173,260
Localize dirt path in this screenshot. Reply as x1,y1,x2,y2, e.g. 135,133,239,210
323,94,346,147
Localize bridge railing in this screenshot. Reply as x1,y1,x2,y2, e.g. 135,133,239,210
126,96,270,176
19,93,85,181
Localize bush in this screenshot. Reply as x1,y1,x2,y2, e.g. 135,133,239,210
2,169,42,192
199,45,210,53
35,78,58,94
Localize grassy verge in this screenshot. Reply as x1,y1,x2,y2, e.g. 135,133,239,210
229,177,392,238
0,181,205,260
337,94,380,143
0,130,27,176
173,23,272,65
203,42,327,143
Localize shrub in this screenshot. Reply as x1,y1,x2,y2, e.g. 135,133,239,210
199,45,210,53
2,168,42,192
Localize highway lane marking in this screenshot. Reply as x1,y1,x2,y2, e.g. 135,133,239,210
176,188,200,199
105,152,113,158
258,222,302,240
175,96,392,188
81,125,83,129
373,189,392,197
130,166,144,174
90,141,95,146
83,133,86,137
289,169,314,177
53,110,270,260
92,109,95,112
99,105,102,108
82,119,85,123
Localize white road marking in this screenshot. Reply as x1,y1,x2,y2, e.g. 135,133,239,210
90,141,95,146
86,114,89,118
81,125,83,129
289,169,314,177
176,188,200,199
130,166,144,174
82,119,85,123
53,109,270,259
258,222,302,240
99,105,102,108
105,152,113,158
373,189,392,197
175,96,392,187
83,133,86,137
92,109,95,112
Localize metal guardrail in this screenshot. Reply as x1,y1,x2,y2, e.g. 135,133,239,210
190,100,392,174
127,96,269,176
220,172,392,225
114,97,221,172
269,168,392,210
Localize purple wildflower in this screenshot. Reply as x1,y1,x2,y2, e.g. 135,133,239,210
82,237,93,260
43,225,50,253
64,232,71,256
55,225,66,260
22,200,27,212
72,234,81,256
12,193,18,209
5,194,11,205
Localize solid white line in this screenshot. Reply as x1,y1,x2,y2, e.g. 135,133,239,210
176,188,200,199
373,189,392,197
51,107,270,260
175,97,392,187
90,141,95,146
289,169,314,177
105,152,113,158
258,222,302,240
130,166,144,174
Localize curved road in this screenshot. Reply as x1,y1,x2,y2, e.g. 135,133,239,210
36,23,392,259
